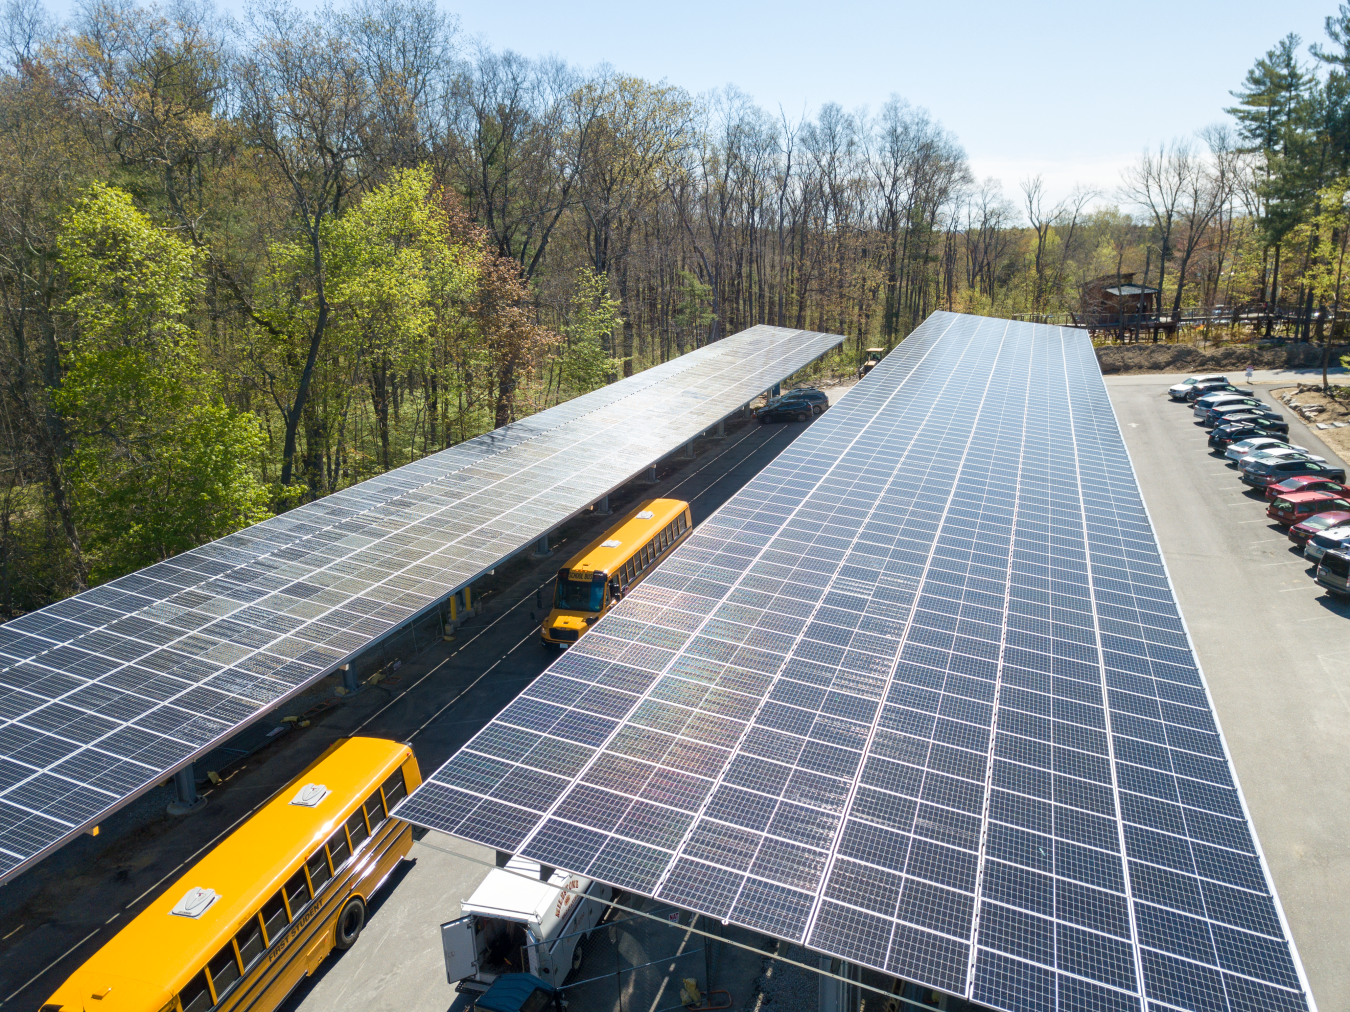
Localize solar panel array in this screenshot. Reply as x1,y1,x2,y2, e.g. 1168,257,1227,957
398,313,1314,1012
0,324,841,885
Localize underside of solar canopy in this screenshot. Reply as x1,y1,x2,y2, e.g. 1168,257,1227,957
0,324,842,886
398,312,1314,1012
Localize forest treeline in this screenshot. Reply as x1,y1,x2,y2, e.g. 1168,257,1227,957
2,0,1350,613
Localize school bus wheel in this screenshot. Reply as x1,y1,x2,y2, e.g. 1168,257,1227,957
335,896,366,950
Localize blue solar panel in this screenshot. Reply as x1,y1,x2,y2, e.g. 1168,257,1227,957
0,324,841,885
397,313,1313,1011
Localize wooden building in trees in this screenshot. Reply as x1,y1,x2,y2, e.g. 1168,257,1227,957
1074,272,1172,340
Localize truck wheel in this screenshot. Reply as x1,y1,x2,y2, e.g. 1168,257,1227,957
335,897,366,950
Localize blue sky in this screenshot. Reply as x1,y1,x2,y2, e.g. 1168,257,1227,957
44,0,1342,210
447,0,1334,208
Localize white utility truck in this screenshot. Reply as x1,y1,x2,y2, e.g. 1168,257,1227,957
441,856,613,999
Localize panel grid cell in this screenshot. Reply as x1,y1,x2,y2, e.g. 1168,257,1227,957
399,313,1315,1012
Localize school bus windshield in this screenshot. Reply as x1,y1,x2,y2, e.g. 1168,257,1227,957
556,577,604,612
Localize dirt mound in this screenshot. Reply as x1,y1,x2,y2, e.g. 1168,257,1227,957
1096,342,1349,375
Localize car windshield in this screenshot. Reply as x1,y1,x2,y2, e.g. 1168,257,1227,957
1305,515,1337,531
555,577,604,612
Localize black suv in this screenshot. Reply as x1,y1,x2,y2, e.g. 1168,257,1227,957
756,389,828,423
1209,418,1289,450
1187,381,1253,402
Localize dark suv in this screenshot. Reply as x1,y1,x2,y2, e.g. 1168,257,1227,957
756,389,828,422
1209,416,1289,444
1242,457,1348,489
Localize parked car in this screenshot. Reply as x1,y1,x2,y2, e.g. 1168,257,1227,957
1193,391,1255,418
1209,414,1290,439
778,388,829,414
1267,491,1350,526
1243,457,1347,489
1241,447,1326,467
1209,420,1287,450
1316,549,1350,595
756,396,817,423
1306,527,1350,562
1289,510,1350,548
1188,382,1252,403
1265,475,1350,501
1203,400,1277,426
1168,374,1228,400
1225,437,1306,463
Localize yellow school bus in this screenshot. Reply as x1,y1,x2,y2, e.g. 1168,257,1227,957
541,498,692,648
41,737,420,1012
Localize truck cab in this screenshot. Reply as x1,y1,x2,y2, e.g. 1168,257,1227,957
858,348,884,378
440,857,613,1000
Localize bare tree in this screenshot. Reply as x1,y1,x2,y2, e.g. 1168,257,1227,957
236,1,370,490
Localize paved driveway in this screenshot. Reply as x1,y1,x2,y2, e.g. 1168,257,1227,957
1106,373,1350,1012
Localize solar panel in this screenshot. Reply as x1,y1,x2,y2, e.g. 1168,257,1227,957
397,313,1314,1012
0,324,842,884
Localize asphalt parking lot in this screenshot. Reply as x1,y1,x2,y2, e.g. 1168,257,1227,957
1106,374,1350,1012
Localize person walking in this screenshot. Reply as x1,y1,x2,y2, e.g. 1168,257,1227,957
1246,363,1254,383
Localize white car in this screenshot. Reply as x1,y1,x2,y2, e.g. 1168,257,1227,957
1306,527,1350,562
1168,374,1228,400
1240,447,1325,468
1225,438,1306,462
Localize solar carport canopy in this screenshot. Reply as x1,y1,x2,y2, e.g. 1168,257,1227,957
398,313,1314,1012
0,324,842,884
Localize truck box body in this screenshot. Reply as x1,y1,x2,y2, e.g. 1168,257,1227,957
441,857,612,995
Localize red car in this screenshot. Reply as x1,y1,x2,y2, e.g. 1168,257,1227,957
1267,490,1350,526
1289,510,1350,547
1265,474,1350,501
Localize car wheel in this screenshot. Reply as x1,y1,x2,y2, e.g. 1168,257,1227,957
795,411,808,422
335,897,366,951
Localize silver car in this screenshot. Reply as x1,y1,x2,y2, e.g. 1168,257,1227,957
1168,374,1227,400
1225,437,1304,462
1306,527,1350,562
1316,550,1350,596
1239,447,1325,468
1193,393,1251,419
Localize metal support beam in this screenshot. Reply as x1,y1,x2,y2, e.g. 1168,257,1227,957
682,441,695,459
595,495,612,515
646,464,658,483
341,664,359,693
772,381,781,396
532,534,553,558
167,765,206,816
714,418,725,438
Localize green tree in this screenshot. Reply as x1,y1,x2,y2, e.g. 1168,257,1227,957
55,182,270,581
556,265,621,398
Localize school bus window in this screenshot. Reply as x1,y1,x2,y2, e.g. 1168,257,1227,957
364,789,386,830
180,969,212,1012
380,769,407,808
261,891,288,945
285,866,311,917
327,825,351,869
347,808,370,849
236,912,266,971
306,846,332,893
207,942,241,1001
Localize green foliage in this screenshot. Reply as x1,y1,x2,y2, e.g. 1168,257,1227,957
673,270,714,344
558,266,622,395
55,182,270,582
